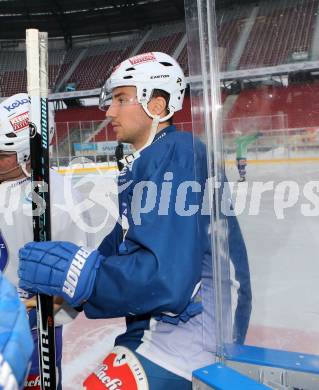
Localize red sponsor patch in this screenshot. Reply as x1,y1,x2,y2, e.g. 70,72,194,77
24,374,40,389
10,111,29,132
129,52,156,66
83,348,148,389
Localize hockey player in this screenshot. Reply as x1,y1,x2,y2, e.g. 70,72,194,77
0,271,33,390
234,131,262,182
0,93,91,389
19,52,251,389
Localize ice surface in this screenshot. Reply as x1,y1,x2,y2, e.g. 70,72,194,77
226,157,319,354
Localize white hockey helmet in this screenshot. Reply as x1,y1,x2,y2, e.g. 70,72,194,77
99,52,186,122
0,93,54,165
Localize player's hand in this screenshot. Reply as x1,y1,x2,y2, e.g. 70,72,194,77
25,296,68,329
24,295,37,310
18,241,102,307
24,295,65,311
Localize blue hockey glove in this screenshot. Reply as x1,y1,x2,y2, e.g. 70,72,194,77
0,272,33,389
19,241,102,307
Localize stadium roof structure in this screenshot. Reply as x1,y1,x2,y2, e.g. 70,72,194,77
0,0,186,42
0,0,263,43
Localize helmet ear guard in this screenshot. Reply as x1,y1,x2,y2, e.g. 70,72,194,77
136,85,173,123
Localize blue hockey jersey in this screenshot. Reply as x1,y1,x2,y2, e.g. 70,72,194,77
83,125,251,379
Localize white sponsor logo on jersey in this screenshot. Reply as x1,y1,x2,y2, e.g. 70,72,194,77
94,364,122,389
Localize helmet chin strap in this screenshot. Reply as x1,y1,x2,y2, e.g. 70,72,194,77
119,114,161,168
138,114,161,154
21,162,31,178
136,99,174,153
118,101,174,169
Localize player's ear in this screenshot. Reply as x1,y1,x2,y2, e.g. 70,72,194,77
148,96,167,118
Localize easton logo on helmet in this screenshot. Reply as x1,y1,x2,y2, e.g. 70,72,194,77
150,75,169,79
3,98,29,112
129,52,156,65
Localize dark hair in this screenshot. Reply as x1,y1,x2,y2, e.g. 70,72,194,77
151,89,173,125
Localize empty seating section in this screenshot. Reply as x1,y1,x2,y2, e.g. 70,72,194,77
64,23,185,91
0,51,25,73
68,43,136,90
217,5,252,71
138,32,184,56
218,19,241,71
0,52,26,96
137,22,185,56
239,0,318,68
180,0,318,72
0,70,26,96
0,24,184,96
55,47,84,87
178,45,188,76
48,50,65,90
0,49,66,95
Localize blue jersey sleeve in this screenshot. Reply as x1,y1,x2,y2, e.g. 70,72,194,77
84,135,207,319
98,220,123,258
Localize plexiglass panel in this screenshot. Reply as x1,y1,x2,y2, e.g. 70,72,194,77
185,0,319,368
185,0,234,360
220,1,319,358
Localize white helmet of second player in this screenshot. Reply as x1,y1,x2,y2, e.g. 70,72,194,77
0,93,30,164
99,52,186,122
0,93,55,165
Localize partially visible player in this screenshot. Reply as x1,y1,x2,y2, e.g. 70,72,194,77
234,131,262,182
0,271,33,390
0,93,91,389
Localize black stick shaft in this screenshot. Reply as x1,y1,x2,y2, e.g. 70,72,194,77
30,97,56,389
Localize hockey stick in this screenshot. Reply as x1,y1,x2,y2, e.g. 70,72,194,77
26,29,57,389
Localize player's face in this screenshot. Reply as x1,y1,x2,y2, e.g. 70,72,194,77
0,151,17,174
106,86,152,149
